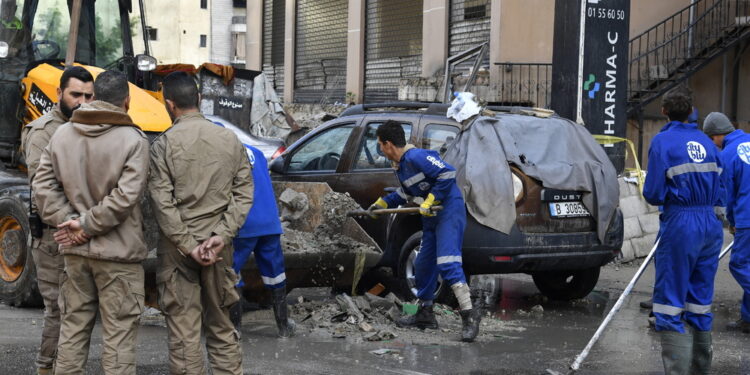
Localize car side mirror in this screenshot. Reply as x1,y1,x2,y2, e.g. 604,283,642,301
269,155,285,174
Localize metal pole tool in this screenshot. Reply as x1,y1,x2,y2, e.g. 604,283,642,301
347,206,443,217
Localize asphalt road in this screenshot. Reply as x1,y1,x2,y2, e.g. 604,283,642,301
2,239,749,374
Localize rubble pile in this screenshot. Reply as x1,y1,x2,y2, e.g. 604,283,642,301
289,292,523,344
279,189,377,255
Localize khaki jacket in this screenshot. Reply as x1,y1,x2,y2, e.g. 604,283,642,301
21,106,68,180
33,101,150,263
148,112,253,256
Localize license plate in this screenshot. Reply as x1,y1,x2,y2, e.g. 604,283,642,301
549,202,591,217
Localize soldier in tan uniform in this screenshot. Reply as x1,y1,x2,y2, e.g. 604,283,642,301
33,70,150,375
20,66,93,375
148,71,253,375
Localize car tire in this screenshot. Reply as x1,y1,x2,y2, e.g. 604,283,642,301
531,267,601,301
396,231,457,305
0,195,42,307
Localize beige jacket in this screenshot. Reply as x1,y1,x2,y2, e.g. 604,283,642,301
33,101,150,263
148,112,253,256
21,106,68,180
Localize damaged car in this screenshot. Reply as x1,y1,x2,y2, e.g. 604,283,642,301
269,103,623,301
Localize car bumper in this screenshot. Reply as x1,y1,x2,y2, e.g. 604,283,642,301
462,208,624,274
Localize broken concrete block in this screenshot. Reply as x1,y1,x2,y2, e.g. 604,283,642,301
531,305,544,316
335,294,364,323
387,306,402,322
620,195,649,218
623,216,643,240
638,212,661,235
365,293,395,310
359,322,374,332
278,188,310,220
354,296,371,312
385,292,402,307
618,178,635,199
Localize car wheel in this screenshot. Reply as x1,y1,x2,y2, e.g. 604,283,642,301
531,267,601,301
396,231,455,304
0,195,42,307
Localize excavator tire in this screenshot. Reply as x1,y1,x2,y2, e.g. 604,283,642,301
0,195,42,307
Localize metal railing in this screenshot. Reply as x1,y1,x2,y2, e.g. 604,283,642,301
628,0,750,110
493,62,552,108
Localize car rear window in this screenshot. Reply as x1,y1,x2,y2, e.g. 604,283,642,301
353,122,412,170
422,124,459,154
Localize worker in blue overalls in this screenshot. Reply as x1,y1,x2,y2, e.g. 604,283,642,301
367,120,481,342
702,111,750,334
644,87,724,375
229,144,295,338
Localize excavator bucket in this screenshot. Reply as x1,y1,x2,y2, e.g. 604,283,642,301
238,182,382,302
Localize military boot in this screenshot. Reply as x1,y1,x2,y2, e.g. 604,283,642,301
459,308,482,342
271,287,296,338
396,303,438,330
690,330,712,375
660,330,693,375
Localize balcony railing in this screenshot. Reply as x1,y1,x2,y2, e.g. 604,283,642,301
493,62,552,108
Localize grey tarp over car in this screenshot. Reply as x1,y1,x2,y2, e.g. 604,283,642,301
443,114,619,243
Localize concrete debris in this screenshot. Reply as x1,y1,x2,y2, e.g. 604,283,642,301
531,305,544,316
278,188,309,220
359,322,374,332
370,348,400,356
289,293,522,345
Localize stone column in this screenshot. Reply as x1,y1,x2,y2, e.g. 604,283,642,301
421,0,449,78
283,0,296,103
245,0,263,71
345,0,366,104
489,0,502,87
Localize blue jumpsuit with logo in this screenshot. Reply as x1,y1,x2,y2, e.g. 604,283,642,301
383,148,467,302
719,129,750,323
644,121,724,333
233,146,287,289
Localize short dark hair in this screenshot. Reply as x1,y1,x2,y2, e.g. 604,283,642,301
162,71,199,109
376,120,406,147
60,66,93,90
662,86,693,122
93,70,129,107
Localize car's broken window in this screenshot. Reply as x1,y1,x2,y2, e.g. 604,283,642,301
287,124,354,172
423,124,459,155
354,122,411,170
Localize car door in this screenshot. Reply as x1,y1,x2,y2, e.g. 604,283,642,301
336,117,414,250
274,120,360,190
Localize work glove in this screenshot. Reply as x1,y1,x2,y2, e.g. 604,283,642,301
419,193,437,217
367,197,388,219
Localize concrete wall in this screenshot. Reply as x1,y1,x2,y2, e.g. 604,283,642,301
132,0,211,65
618,178,660,262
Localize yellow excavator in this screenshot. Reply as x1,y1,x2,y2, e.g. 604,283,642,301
0,0,378,307
0,0,172,306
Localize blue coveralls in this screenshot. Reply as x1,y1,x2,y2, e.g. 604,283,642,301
383,147,467,302
233,146,287,289
644,121,725,333
719,129,750,323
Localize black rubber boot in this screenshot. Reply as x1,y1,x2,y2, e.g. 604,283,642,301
640,299,653,309
271,287,296,338
660,330,693,375
396,303,438,330
726,318,750,333
460,308,481,342
690,330,712,375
